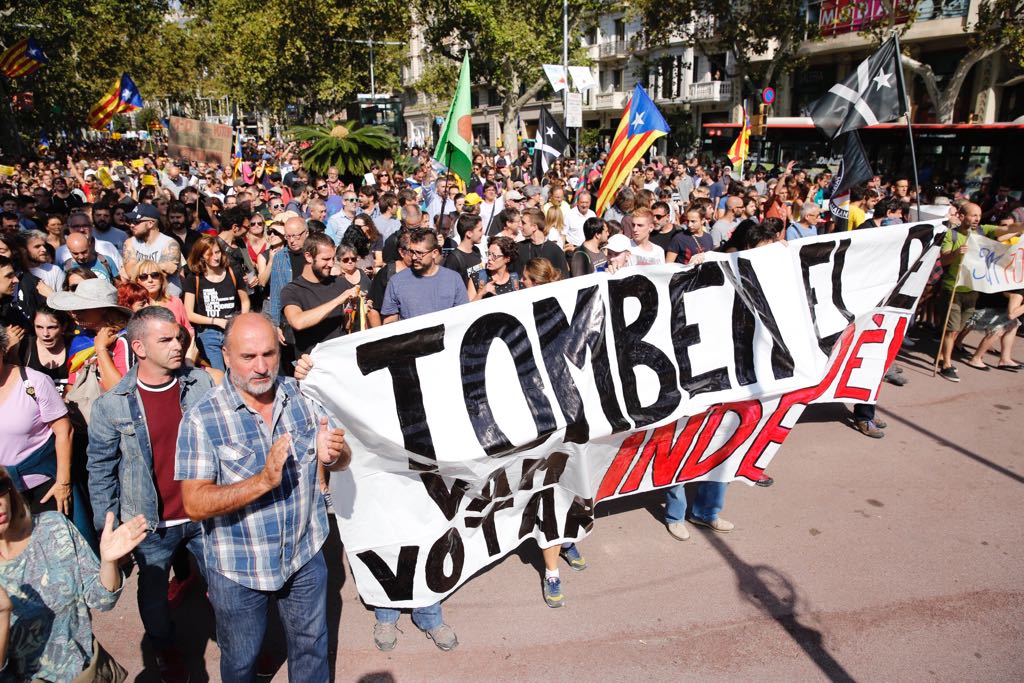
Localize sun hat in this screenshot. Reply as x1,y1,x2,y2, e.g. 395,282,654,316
47,279,132,316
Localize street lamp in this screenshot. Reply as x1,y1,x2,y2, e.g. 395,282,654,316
334,38,405,101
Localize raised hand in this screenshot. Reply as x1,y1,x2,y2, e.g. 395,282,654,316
316,416,350,470
99,512,148,564
261,434,292,489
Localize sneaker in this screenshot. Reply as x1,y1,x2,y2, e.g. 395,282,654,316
167,573,197,610
666,521,690,541
873,417,888,429
543,577,564,608
939,365,960,382
885,373,908,387
154,647,190,683
855,420,885,439
560,544,587,571
373,621,399,651
754,474,775,488
688,516,734,533
422,623,458,652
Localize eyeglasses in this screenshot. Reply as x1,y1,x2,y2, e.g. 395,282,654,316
344,197,358,203
137,272,161,281
404,247,436,258
285,230,308,240
339,256,357,263
486,253,505,260
250,220,264,225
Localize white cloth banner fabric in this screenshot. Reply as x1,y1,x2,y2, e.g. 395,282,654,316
568,65,597,91
957,232,1024,293
303,222,944,607
542,64,568,93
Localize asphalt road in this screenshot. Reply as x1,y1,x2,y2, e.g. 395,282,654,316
93,331,1024,682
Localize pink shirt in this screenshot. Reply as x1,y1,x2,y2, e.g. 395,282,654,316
161,295,193,334
0,367,68,488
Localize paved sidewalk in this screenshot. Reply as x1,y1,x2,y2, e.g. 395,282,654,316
93,335,1024,682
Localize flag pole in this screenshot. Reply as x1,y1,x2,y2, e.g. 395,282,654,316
893,32,922,221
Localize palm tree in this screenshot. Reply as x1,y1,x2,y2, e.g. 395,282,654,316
287,121,398,177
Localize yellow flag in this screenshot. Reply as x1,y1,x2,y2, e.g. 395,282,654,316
0,165,14,177
97,167,115,188
131,159,146,169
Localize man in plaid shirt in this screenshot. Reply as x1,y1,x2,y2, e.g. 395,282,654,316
176,312,350,683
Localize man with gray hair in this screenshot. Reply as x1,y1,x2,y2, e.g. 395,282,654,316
88,305,216,682
564,189,596,247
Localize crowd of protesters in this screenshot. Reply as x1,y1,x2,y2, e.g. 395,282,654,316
0,134,1020,682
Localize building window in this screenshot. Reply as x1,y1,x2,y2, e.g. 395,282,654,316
661,57,674,99
614,18,625,42
613,69,624,91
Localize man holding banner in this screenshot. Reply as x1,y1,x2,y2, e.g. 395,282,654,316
937,203,1024,381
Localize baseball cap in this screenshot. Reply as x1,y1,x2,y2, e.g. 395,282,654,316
506,190,524,201
126,203,161,223
606,234,633,253
464,193,483,206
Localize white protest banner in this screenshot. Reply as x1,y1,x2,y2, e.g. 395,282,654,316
568,65,597,91
542,64,568,93
958,232,1024,293
303,222,944,607
566,92,583,128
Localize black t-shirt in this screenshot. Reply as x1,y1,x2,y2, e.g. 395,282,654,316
50,192,83,214
650,229,679,253
570,246,608,277
667,231,714,264
279,275,351,355
183,270,241,325
515,240,569,279
368,262,397,313
444,248,484,286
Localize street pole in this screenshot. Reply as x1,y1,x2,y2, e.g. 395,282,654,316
563,0,570,166
335,38,404,102
369,39,376,101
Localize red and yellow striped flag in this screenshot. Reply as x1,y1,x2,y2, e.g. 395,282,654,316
87,73,143,130
0,38,48,78
727,106,751,171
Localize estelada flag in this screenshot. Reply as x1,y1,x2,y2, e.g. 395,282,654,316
595,84,669,216
727,106,750,170
0,38,48,78
87,73,143,130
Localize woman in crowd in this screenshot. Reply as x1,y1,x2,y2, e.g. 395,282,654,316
133,260,193,334
49,278,133,392
468,236,520,300
544,206,567,248
521,257,563,289
0,465,147,681
64,267,98,292
18,306,71,388
43,214,66,254
961,290,1024,371
183,234,250,370
604,233,634,273
344,213,382,276
333,243,379,330
0,326,75,516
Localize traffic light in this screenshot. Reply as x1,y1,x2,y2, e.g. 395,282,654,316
749,104,768,136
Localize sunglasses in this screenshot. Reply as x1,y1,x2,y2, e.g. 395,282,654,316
316,185,328,190
339,256,357,263
137,272,161,281
270,203,283,210
344,197,358,203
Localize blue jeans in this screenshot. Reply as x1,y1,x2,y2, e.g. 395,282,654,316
206,550,329,683
197,326,225,370
133,521,206,651
854,403,875,422
665,481,727,524
374,602,443,631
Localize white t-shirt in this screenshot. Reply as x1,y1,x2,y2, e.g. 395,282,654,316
630,240,665,266
564,208,596,247
31,263,65,293
479,199,505,235
125,233,182,295
93,226,128,252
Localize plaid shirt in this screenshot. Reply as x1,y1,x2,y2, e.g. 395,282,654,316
175,375,332,591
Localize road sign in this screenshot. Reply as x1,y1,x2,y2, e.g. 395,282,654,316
566,93,583,128
761,87,776,105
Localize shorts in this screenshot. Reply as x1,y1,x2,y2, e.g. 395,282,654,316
944,290,979,332
965,307,1021,336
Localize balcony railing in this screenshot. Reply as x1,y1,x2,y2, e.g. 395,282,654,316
688,80,732,103
595,91,629,109
598,39,628,58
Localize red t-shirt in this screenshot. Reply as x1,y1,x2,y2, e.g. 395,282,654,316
137,378,187,522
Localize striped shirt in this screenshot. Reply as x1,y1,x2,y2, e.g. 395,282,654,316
175,375,332,591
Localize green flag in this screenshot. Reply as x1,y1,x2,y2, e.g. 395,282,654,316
433,53,473,185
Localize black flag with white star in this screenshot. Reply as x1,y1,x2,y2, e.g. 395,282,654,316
532,107,570,176
807,36,904,140
826,130,874,229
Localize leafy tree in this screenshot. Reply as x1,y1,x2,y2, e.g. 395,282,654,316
410,0,612,154
859,0,1024,123
633,0,817,102
287,121,398,177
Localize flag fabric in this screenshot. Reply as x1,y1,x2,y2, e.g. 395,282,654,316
87,73,143,130
808,36,904,140
595,84,670,216
826,131,873,229
0,38,48,78
543,64,568,93
532,107,570,177
433,54,473,185
727,105,750,171
568,66,596,92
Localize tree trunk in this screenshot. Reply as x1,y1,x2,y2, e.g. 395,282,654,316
901,43,1006,123
500,76,547,156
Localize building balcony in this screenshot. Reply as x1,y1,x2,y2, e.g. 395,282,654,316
595,90,629,110
688,80,732,103
598,39,629,58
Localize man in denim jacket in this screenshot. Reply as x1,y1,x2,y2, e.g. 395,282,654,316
87,306,215,682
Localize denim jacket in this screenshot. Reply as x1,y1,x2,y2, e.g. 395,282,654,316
268,247,295,327
86,364,215,531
